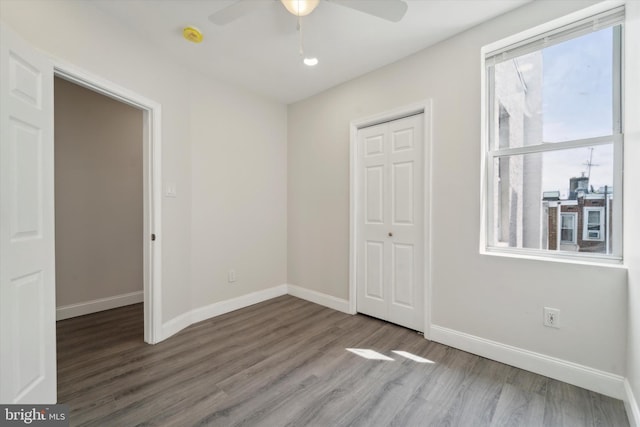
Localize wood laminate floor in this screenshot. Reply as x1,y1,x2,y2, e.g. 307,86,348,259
57,295,629,427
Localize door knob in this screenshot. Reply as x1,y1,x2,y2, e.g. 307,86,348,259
388,232,393,237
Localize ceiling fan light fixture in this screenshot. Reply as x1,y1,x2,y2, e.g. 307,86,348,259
280,0,320,17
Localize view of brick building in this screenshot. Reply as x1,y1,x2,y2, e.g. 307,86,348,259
542,175,613,254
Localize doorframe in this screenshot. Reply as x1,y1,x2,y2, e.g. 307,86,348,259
349,100,433,339
53,61,163,344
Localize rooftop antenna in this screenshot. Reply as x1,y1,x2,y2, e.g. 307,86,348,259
583,147,599,179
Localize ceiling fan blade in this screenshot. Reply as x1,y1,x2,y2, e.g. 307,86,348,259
208,0,272,26
327,0,408,22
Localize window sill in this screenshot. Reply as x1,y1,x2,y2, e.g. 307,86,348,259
480,246,625,269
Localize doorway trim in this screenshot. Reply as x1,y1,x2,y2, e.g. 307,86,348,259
53,61,163,344
349,100,433,338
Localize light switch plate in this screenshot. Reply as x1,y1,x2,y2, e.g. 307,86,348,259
165,183,177,198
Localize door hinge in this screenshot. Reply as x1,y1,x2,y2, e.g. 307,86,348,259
151,234,156,241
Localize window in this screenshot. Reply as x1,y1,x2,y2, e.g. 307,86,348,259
561,213,577,244
584,207,605,241
482,6,623,261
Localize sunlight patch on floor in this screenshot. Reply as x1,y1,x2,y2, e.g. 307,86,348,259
345,348,435,363
392,350,434,363
346,348,395,361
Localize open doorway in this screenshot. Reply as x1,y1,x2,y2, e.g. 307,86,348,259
50,67,164,405
54,76,144,322
52,65,163,346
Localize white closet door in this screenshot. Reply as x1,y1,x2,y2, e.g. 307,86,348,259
356,114,424,331
0,25,57,403
357,123,388,322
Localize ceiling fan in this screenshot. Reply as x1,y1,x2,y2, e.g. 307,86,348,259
208,0,409,26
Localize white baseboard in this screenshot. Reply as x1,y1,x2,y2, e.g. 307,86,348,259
160,310,193,342
430,324,625,400
190,285,288,325
56,291,143,320
286,284,350,314
160,285,288,341
159,284,350,342
625,379,640,427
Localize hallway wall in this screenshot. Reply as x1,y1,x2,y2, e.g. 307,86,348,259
54,77,143,309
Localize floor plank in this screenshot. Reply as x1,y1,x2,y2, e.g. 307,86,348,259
56,296,629,427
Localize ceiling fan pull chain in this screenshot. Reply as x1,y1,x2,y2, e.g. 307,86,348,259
298,14,304,56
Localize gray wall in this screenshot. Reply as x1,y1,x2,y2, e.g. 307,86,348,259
54,77,143,307
287,0,628,376
189,70,287,309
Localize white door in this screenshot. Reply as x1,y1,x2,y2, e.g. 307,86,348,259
0,25,57,403
356,114,424,331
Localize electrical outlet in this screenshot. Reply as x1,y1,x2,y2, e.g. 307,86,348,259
228,269,236,283
543,307,560,328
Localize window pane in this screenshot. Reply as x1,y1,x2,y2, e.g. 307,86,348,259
560,214,575,243
561,214,574,229
492,27,615,149
588,210,600,226
492,144,614,253
583,208,605,244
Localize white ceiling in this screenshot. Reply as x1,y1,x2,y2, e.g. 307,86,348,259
92,0,531,104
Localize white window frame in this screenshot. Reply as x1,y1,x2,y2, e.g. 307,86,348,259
561,212,578,244
583,207,605,241
479,2,624,264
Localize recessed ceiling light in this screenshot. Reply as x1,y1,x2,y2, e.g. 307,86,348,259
303,57,318,66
